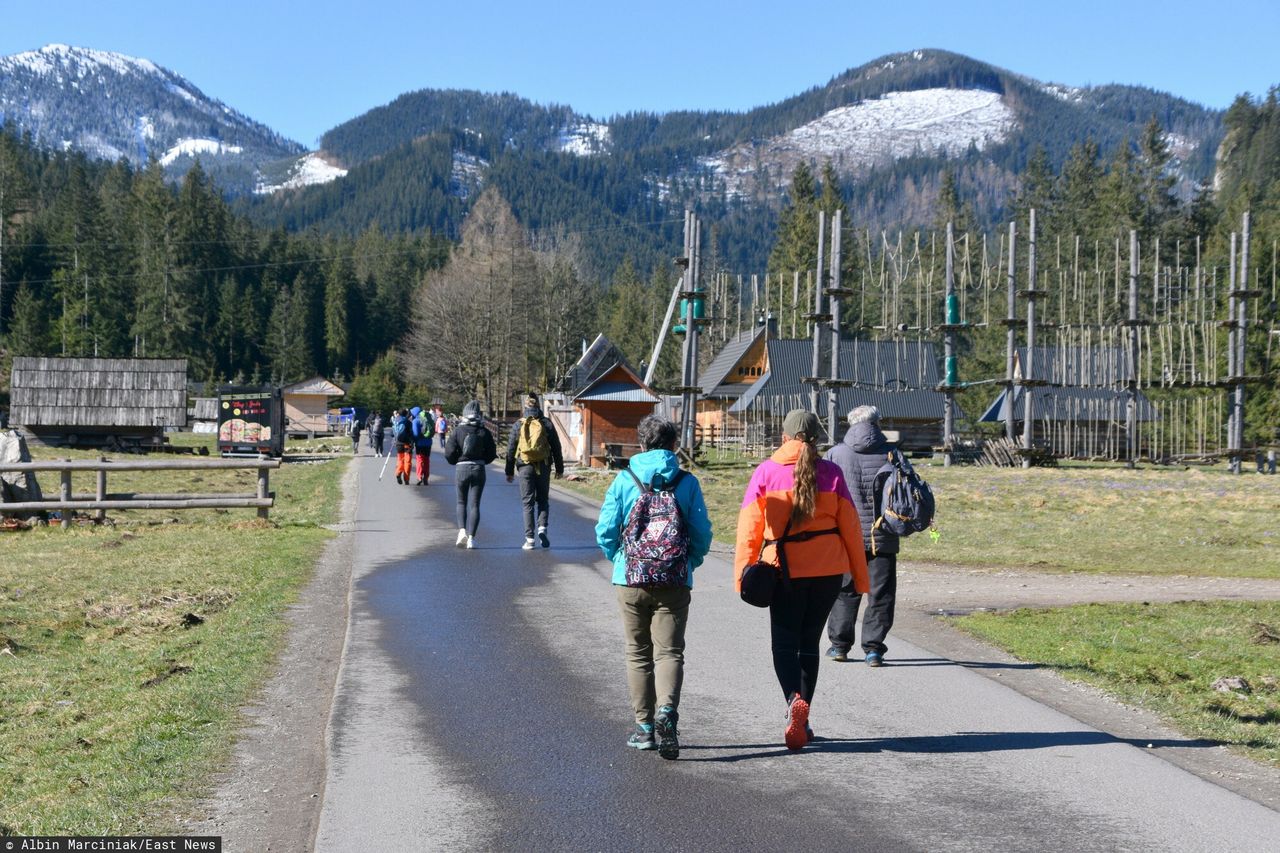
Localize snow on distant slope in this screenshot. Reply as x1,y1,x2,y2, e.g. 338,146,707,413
702,88,1016,195
254,152,347,194
559,122,610,156
159,138,244,167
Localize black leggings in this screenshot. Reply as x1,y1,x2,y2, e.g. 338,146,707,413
770,574,843,703
455,462,486,536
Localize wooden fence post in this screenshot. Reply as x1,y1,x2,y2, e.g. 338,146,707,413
96,457,107,524
60,461,72,529
257,455,270,521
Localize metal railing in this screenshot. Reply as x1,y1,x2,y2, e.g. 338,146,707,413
0,457,281,528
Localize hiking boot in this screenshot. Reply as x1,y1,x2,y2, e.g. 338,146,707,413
826,646,848,663
395,473,402,484
465,536,476,550
522,538,536,550
627,723,657,751
455,529,468,548
865,651,884,667
538,526,550,548
654,705,680,760
784,694,810,751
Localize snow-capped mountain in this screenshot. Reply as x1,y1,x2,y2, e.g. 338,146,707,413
0,44,304,194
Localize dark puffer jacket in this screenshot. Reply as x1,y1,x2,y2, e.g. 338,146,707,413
824,420,899,555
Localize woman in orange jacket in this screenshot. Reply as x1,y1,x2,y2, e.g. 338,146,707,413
734,409,869,750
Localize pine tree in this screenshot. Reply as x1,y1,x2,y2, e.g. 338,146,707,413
324,250,355,377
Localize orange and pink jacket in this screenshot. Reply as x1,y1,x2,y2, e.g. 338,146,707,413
734,440,870,594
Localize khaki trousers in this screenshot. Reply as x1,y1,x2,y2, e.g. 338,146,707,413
615,585,691,725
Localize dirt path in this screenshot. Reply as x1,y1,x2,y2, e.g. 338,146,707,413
897,562,1280,612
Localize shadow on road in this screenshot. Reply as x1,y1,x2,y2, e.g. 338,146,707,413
874,656,1045,670
680,730,1221,763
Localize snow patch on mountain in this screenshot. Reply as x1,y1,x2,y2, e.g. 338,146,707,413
559,122,610,156
0,44,161,79
1043,83,1084,103
159,138,244,167
450,151,487,199
702,88,1016,196
254,152,347,194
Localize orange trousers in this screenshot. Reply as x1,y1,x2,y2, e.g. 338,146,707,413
415,447,430,483
395,445,413,481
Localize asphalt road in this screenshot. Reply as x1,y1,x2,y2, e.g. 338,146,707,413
313,449,1280,852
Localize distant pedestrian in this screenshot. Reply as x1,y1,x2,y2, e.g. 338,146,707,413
370,412,385,457
824,405,900,667
734,409,868,750
411,406,432,485
349,416,363,455
434,407,448,444
505,393,564,549
445,400,498,549
392,409,415,485
595,415,712,759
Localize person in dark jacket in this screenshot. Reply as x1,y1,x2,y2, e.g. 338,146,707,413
445,400,498,549
369,412,385,457
505,394,564,550
823,405,899,667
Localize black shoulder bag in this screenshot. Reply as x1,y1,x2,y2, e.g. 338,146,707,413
740,519,840,608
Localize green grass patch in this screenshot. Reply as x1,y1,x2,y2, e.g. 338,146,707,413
563,455,1280,577
953,601,1280,766
0,434,344,835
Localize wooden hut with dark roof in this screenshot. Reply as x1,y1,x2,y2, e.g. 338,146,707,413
557,334,659,468
696,322,772,437
980,347,1156,458
10,357,188,447
727,338,951,451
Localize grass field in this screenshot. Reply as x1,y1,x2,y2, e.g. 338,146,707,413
564,453,1280,578
0,433,346,835
953,601,1280,766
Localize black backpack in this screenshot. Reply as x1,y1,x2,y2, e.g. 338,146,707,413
873,449,936,542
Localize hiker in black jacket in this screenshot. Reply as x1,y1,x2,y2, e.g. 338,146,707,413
504,394,564,550
445,400,498,549
823,405,899,667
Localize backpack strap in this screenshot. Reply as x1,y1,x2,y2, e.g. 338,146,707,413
624,466,649,493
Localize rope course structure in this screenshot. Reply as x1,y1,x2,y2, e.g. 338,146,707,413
692,209,1273,469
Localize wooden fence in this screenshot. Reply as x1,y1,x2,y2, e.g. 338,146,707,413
0,457,281,528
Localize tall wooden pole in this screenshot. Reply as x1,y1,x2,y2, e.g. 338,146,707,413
827,210,843,444
1005,221,1018,442
1021,209,1038,468
1126,230,1140,468
943,222,956,467
810,210,827,415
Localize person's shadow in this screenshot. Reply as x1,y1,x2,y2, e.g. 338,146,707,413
678,730,1220,762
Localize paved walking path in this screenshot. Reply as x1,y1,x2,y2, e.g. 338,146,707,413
305,452,1280,852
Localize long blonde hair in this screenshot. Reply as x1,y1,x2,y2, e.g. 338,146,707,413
790,435,818,523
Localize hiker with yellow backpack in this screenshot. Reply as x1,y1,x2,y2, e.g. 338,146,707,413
505,393,564,550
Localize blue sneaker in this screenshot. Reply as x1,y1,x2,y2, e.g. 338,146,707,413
826,646,849,662
627,723,656,750
865,651,884,667
654,705,680,760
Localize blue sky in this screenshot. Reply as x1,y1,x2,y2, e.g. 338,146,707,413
3,0,1277,147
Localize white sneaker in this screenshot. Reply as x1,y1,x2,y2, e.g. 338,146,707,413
466,536,476,549
522,538,536,550
455,528,467,548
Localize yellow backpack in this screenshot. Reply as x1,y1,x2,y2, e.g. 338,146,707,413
516,416,551,465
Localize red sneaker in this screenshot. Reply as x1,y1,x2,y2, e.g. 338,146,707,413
785,695,810,751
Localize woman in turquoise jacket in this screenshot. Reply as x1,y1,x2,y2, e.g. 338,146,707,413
595,415,712,760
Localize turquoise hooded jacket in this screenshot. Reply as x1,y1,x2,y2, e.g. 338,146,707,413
595,449,713,587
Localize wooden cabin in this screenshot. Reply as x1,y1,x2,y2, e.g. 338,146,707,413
980,347,1156,459
281,376,345,437
727,338,951,451
9,357,188,447
697,323,772,438
555,335,659,467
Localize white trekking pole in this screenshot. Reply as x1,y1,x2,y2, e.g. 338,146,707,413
378,448,392,481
